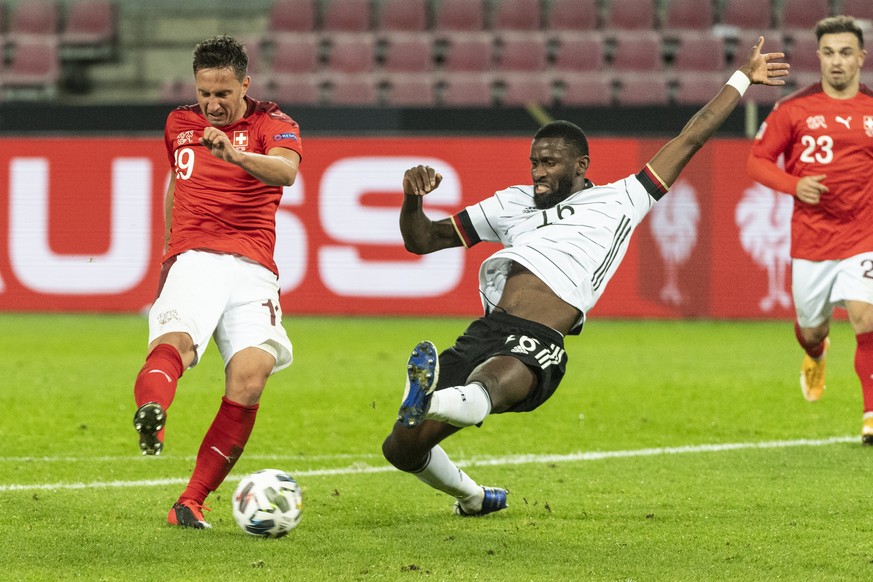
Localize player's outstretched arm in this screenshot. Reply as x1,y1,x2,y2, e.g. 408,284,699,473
648,37,789,188
399,165,463,254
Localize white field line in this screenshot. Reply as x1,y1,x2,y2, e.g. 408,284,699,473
0,452,383,463
0,435,856,492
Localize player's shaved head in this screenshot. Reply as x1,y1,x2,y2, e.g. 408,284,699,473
534,120,589,158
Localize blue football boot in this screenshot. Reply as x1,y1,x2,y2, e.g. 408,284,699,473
454,487,509,517
397,341,439,428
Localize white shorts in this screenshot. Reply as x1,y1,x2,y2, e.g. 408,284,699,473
792,252,873,328
148,250,293,373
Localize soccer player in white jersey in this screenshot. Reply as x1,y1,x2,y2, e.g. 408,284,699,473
381,39,789,516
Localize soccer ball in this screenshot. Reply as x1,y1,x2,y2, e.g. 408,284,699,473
231,469,303,538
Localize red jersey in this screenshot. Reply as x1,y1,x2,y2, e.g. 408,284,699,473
748,83,873,260
163,96,303,274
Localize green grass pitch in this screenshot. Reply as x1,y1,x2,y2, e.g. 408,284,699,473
1,313,872,581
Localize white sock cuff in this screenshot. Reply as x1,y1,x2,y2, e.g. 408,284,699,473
468,381,493,413
427,382,492,427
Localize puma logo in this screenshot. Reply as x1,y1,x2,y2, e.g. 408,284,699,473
148,369,172,383
210,446,236,463
836,115,852,129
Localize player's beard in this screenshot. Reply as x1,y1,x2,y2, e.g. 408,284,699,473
827,74,851,92
534,175,576,209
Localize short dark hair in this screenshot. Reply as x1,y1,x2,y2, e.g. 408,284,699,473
534,120,589,157
815,15,864,48
192,35,248,81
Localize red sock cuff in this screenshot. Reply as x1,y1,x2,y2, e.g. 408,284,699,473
856,331,873,348
148,343,185,379
134,343,185,410
795,321,826,358
220,395,260,414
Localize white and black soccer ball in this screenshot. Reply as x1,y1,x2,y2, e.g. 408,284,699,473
232,469,303,538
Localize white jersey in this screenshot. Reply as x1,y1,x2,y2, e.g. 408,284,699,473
450,166,667,333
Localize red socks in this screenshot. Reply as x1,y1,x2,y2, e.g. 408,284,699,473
178,396,259,505
134,344,184,444
856,332,873,413
136,347,262,505
794,325,873,412
794,321,826,358
134,343,184,410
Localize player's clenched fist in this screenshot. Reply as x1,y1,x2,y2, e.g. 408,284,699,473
403,165,442,196
200,126,237,162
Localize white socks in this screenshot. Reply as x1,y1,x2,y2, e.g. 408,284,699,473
426,382,492,427
413,445,482,507
409,384,493,511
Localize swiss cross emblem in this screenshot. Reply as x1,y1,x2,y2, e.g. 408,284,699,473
232,131,249,150
864,116,873,137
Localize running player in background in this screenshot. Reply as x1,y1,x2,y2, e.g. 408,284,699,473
747,16,873,444
132,35,302,528
382,39,789,516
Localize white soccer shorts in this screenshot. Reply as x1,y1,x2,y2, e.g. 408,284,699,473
148,250,293,373
792,252,873,328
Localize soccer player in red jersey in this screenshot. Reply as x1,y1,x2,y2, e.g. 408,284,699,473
131,35,303,528
748,16,873,443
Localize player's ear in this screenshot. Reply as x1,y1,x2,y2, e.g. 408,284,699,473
576,155,590,176
241,75,251,95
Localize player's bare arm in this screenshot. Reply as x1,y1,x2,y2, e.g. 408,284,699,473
164,174,175,251
400,165,463,254
649,37,789,187
200,126,299,186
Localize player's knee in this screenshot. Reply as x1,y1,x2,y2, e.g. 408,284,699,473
224,373,267,406
150,332,196,365
847,303,873,333
382,434,423,473
381,435,403,469
469,358,535,413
